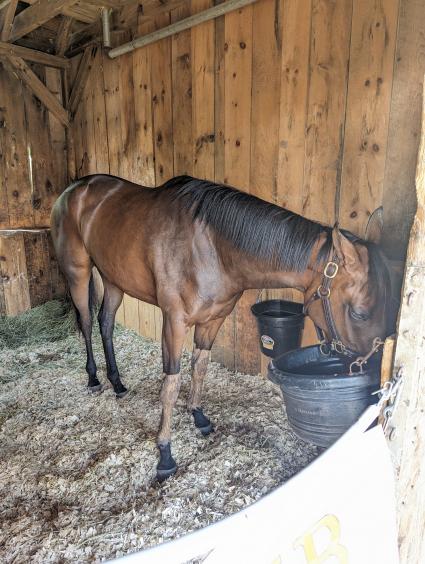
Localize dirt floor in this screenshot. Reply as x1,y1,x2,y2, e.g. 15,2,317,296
0,307,318,563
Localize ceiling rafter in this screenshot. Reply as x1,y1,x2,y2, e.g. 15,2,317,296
9,0,79,42
0,0,17,41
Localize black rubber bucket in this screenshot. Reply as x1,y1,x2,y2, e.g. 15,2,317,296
268,345,381,448
251,299,305,358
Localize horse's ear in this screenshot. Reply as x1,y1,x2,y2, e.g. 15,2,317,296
332,225,361,269
365,206,383,244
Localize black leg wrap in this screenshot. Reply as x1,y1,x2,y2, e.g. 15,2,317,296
88,376,102,393
115,384,128,398
157,442,177,481
192,408,213,436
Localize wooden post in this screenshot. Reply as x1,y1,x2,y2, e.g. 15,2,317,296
390,77,425,563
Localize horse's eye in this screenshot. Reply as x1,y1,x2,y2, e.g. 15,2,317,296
349,307,370,322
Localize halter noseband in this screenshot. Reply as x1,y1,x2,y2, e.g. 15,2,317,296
303,251,358,358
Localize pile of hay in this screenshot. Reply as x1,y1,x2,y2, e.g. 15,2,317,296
0,301,318,563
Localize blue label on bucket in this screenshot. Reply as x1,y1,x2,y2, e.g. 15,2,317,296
261,335,274,350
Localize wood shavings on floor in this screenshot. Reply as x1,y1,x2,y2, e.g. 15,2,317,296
0,326,318,563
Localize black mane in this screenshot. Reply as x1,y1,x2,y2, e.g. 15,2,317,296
161,176,389,291
162,176,332,271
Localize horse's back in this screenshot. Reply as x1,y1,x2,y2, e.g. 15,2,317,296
51,175,174,302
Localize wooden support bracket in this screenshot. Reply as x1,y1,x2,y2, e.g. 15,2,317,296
4,54,69,127
68,44,97,118
0,40,69,68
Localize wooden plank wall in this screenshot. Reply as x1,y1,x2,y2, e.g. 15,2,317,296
69,0,424,374
0,62,67,229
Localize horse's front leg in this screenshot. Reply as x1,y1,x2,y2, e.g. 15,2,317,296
157,314,187,481
189,317,226,436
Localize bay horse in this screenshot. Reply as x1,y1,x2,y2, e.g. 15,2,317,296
51,175,391,480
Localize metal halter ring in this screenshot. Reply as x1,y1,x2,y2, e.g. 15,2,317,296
319,341,331,356
323,261,339,279
332,340,346,354
349,359,364,375
317,285,330,298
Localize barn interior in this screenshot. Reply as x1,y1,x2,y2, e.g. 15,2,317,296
0,0,424,561
1,0,423,372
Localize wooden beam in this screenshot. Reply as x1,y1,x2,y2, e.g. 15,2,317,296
9,0,78,42
61,2,100,24
0,40,69,68
0,0,17,41
68,45,97,117
108,0,259,58
55,16,73,56
390,77,425,562
5,55,69,127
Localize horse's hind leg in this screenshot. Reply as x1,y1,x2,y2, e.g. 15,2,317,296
157,313,188,481
97,277,127,397
68,268,101,392
189,317,226,436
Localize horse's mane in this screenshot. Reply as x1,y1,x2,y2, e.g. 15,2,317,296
161,176,390,292
162,176,332,271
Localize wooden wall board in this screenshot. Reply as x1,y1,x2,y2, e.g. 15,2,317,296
23,65,58,228
0,65,34,229
382,0,425,260
91,49,110,174
0,231,30,315
171,3,193,176
22,229,53,307
151,13,174,343
191,0,215,180
132,16,155,187
133,15,157,341
0,228,65,316
210,8,229,367
223,5,256,373
303,0,352,226
339,0,399,237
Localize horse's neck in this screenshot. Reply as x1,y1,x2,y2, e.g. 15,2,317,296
223,247,315,293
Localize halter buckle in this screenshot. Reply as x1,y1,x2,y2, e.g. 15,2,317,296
324,261,339,279
317,285,330,298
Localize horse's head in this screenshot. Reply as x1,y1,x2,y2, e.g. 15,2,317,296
304,224,393,356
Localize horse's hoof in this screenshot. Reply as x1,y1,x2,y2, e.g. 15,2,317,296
199,422,214,436
157,442,177,481
157,465,177,482
116,388,128,399
192,408,213,436
88,384,103,393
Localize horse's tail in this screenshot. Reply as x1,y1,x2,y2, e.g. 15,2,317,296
88,270,97,321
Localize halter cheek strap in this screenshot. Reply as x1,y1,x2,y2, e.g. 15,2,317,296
303,253,357,358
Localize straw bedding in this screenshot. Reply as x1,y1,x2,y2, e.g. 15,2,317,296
0,301,317,563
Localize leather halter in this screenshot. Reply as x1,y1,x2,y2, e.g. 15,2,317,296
303,251,358,358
